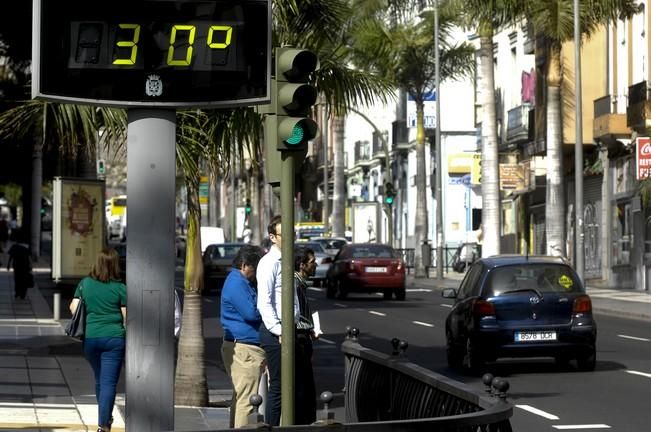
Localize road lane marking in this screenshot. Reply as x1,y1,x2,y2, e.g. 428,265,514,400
440,304,452,308
626,370,651,379
318,337,336,345
552,425,610,430
618,334,650,342
515,405,559,420
369,311,386,317
406,288,432,293
412,321,434,328
334,303,348,308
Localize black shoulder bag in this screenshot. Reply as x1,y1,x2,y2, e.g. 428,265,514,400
65,287,86,339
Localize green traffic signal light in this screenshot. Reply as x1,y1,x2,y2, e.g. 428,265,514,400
385,196,394,205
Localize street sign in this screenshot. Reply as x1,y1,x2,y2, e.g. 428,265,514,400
32,0,271,108
636,137,651,180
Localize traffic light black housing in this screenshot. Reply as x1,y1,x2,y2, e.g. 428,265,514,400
384,182,396,206
274,47,319,151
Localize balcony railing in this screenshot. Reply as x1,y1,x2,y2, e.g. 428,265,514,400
506,104,532,144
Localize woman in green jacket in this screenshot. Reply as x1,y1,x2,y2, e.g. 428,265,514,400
69,248,126,432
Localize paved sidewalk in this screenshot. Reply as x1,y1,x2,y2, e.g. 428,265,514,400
0,257,232,432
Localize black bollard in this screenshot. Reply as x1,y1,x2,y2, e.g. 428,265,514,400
246,394,266,426
314,391,338,425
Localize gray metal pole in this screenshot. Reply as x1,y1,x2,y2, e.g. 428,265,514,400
574,0,585,279
126,109,176,432
280,151,296,425
231,140,237,242
435,0,444,280
322,102,330,234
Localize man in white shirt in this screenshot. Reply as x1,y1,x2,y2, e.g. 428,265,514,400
256,215,299,426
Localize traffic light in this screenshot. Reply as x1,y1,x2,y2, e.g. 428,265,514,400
245,199,252,215
274,47,319,151
97,159,106,176
384,182,396,206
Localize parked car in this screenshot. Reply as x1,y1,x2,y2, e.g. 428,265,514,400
202,243,247,294
325,243,406,300
442,255,597,374
294,242,333,287
309,237,348,256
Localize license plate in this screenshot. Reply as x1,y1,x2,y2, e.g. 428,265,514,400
514,331,557,342
366,266,387,273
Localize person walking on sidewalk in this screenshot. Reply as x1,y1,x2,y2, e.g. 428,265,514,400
293,246,318,425
220,244,266,428
69,248,126,432
256,215,300,426
6,230,32,300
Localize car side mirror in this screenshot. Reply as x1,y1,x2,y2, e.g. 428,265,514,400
442,288,457,299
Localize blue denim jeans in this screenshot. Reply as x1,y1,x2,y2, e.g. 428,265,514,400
83,337,125,427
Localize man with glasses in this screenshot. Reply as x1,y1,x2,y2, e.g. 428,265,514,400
256,215,299,426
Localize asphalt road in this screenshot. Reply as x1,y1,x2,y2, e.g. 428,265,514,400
302,285,651,431
41,257,650,430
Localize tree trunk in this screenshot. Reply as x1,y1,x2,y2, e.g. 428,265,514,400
414,103,428,278
174,180,208,407
545,45,565,257
331,116,346,237
479,32,501,258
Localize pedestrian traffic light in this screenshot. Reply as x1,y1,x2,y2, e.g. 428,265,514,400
274,47,319,151
245,199,252,215
384,182,396,206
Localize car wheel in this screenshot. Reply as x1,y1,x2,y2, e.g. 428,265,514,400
395,287,406,301
446,332,463,369
335,280,348,299
577,346,596,372
465,337,485,375
383,290,393,300
325,280,336,299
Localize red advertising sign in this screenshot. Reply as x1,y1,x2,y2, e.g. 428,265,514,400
637,137,651,180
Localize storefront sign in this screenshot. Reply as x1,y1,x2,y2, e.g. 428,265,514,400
636,137,651,180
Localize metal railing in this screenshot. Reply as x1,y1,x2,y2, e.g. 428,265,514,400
341,327,513,430
205,327,512,432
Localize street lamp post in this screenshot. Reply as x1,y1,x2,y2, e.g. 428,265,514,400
434,0,444,280
574,0,585,280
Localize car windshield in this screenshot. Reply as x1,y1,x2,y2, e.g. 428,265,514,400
212,245,243,259
350,245,395,258
486,264,582,297
296,243,327,253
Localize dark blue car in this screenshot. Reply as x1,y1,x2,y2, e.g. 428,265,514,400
442,255,597,373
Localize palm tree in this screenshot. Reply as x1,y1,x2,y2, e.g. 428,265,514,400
173,107,259,406
526,0,638,256
350,0,475,277
460,0,526,258
275,0,395,238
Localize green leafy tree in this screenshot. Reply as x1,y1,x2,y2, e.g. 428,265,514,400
350,0,474,277
525,0,638,256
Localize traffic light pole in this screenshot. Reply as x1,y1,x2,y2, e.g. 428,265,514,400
280,151,296,426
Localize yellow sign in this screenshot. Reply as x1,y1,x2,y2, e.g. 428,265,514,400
471,154,482,184
447,153,474,174
558,275,573,289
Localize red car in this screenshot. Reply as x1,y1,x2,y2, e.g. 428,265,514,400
325,243,406,300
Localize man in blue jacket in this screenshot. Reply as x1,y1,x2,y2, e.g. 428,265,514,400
220,244,265,428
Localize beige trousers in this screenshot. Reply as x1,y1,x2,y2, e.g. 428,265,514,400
221,340,266,428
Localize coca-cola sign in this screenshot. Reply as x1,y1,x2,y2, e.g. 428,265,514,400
637,137,651,180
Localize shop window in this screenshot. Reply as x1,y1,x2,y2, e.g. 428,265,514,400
612,201,632,265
